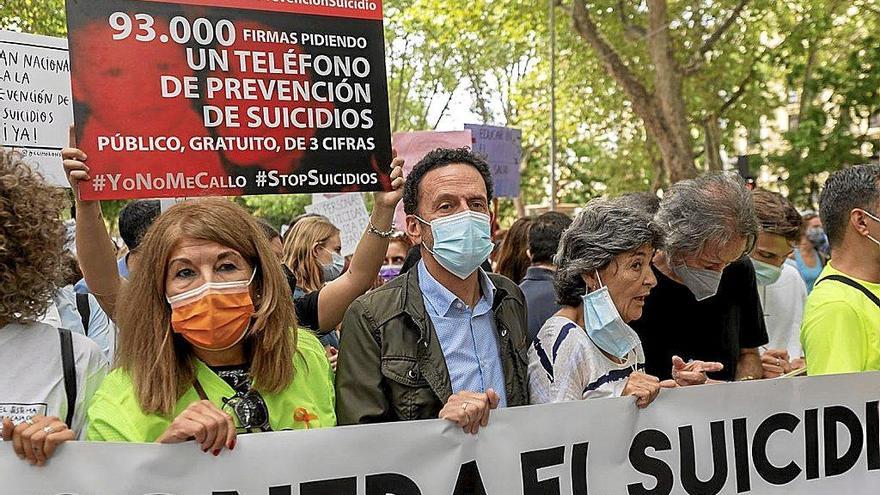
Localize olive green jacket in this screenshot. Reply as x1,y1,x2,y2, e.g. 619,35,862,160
335,266,530,425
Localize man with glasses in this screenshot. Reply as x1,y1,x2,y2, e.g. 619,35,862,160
802,165,880,375
630,173,768,382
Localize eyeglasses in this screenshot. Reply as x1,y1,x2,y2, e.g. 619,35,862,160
222,385,272,433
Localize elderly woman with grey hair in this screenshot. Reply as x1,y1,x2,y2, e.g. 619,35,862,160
528,199,718,408
631,173,768,383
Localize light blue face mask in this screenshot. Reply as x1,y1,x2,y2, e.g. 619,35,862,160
672,263,723,301
751,257,783,286
322,249,345,282
582,271,642,359
415,210,494,280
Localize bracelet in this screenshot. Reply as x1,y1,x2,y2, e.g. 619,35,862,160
368,221,396,239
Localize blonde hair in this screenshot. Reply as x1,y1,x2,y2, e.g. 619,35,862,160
281,216,339,293
115,198,296,415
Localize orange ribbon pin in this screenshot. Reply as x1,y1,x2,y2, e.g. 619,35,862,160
294,407,318,429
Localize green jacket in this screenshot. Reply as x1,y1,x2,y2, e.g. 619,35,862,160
335,267,530,425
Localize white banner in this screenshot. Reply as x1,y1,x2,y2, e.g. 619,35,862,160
0,30,73,187
4,372,880,494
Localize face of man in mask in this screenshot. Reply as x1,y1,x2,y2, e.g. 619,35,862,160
750,232,795,286
679,236,750,274
405,163,494,280
670,235,750,301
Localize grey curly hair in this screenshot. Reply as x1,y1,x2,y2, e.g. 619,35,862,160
655,173,757,261
554,198,664,307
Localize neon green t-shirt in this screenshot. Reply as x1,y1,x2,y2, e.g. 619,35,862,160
87,329,335,442
801,263,880,375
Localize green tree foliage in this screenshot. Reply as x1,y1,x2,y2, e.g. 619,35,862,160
0,0,66,36
5,0,876,219
768,1,880,206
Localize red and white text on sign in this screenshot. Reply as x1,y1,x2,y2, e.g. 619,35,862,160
139,0,383,21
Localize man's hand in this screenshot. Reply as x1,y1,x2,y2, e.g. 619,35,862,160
671,355,724,386
2,416,75,466
622,372,661,408
438,389,500,434
761,349,793,379
373,154,405,210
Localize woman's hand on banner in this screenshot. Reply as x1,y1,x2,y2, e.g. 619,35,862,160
156,400,236,455
622,372,661,408
373,152,405,211
671,355,724,387
439,389,500,435
1,416,75,466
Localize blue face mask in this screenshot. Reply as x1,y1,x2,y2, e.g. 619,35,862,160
582,271,642,359
415,211,494,280
751,257,783,286
322,249,345,282
672,263,723,301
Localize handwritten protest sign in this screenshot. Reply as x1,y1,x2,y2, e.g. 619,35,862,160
0,31,73,187
66,0,392,200
465,123,522,198
391,130,473,229
306,193,370,257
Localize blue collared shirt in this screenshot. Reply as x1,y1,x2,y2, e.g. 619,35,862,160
417,261,507,407
74,255,130,294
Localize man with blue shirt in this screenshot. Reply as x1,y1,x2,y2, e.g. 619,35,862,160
336,148,530,433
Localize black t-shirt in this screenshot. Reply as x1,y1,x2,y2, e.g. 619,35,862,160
282,264,320,331
631,258,769,381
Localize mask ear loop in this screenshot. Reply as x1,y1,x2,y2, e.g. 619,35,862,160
595,269,605,289
413,215,438,257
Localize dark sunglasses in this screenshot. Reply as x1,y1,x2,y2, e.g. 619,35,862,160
222,386,272,433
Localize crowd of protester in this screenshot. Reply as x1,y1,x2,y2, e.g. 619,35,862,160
2,143,879,466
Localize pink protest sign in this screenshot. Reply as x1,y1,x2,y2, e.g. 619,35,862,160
391,130,473,229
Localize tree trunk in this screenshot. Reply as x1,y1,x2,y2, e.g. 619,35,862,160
645,0,697,182
571,0,698,184
703,115,723,171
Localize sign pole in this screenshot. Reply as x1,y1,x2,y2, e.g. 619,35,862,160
549,0,558,211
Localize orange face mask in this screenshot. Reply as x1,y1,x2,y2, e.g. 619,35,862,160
167,270,257,351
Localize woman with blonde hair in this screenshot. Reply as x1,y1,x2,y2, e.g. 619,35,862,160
282,215,344,352
85,199,334,448
283,216,344,294
62,143,404,452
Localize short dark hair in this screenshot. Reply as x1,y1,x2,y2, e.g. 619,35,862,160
528,212,572,265
256,218,280,242
752,189,802,243
819,164,880,247
118,199,160,251
402,147,494,215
